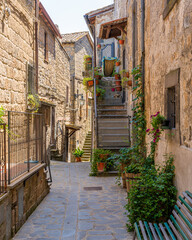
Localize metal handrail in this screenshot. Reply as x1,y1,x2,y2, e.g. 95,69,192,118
0,123,7,195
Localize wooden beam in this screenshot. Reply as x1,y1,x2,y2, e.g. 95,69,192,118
117,26,127,35
106,27,111,39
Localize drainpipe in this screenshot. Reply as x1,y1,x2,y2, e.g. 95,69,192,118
141,0,145,108
35,0,39,92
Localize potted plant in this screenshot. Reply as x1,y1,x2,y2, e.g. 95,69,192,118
121,77,132,88
125,163,141,193
84,55,92,71
27,94,40,112
115,86,122,91
119,38,124,45
73,148,84,162
120,69,129,78
113,71,121,80
96,87,106,100
115,59,121,66
94,68,103,80
97,44,101,49
83,77,99,88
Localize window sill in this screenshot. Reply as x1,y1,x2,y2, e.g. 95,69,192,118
163,0,178,19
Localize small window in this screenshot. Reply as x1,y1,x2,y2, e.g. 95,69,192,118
66,86,69,103
167,87,176,128
44,31,48,61
163,0,178,19
27,63,35,94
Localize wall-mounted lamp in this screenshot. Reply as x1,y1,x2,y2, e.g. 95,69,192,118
74,94,85,106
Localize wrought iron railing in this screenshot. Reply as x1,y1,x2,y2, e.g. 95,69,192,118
7,111,46,183
0,124,7,195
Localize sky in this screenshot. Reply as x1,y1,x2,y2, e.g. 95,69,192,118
40,0,113,34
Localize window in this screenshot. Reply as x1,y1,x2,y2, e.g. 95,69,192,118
167,87,176,128
165,68,180,142
44,31,48,61
163,0,178,19
27,63,35,94
66,86,69,103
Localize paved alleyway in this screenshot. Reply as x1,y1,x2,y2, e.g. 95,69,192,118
13,161,133,240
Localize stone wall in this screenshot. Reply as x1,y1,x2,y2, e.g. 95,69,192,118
0,0,35,112
123,0,192,194
144,0,192,194
74,36,93,150
38,16,71,153
0,165,49,240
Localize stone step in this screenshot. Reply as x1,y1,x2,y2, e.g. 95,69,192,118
98,141,130,147
98,134,129,142
98,104,125,110
98,127,129,134
98,109,127,116
98,115,129,118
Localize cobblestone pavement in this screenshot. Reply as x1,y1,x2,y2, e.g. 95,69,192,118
13,161,133,240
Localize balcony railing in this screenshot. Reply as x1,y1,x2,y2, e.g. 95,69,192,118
7,111,46,183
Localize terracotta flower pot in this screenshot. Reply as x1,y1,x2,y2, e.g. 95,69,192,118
122,72,129,78
97,44,101,49
85,57,92,62
96,80,99,85
115,61,121,66
76,157,81,162
87,80,94,87
114,74,120,80
128,80,132,86
115,80,121,86
97,162,106,172
96,93,100,97
119,39,124,45
115,86,122,91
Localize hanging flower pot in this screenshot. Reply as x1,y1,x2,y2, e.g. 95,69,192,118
115,80,121,86
115,61,121,66
114,73,121,80
119,39,124,45
115,86,122,91
128,80,132,86
87,80,94,87
97,44,101,49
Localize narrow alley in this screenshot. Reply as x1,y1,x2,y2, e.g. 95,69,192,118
13,162,133,240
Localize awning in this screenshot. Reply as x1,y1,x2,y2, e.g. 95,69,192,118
99,17,127,39
65,125,81,138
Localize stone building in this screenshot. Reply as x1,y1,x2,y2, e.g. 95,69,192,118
86,0,192,194
0,0,36,112
62,32,93,162
38,2,71,159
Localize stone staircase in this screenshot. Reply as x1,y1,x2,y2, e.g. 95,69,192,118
50,148,63,161
97,105,130,149
81,131,92,162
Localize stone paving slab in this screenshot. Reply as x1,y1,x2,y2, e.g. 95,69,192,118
13,161,134,240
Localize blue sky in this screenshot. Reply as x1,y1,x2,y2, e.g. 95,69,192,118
40,0,113,34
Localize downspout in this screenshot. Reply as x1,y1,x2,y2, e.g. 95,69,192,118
141,0,145,108
35,0,39,92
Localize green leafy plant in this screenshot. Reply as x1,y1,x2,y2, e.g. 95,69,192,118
96,87,106,100
72,148,84,157
27,94,40,112
125,154,177,231
83,55,92,60
0,105,5,124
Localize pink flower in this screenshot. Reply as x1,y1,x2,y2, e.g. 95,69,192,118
146,129,150,132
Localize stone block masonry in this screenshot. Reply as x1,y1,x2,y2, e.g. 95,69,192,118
0,165,49,240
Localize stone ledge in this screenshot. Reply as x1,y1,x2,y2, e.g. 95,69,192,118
163,0,178,19
8,163,46,190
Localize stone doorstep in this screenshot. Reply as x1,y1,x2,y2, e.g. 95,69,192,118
8,163,46,190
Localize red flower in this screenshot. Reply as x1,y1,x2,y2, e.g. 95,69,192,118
146,129,150,132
